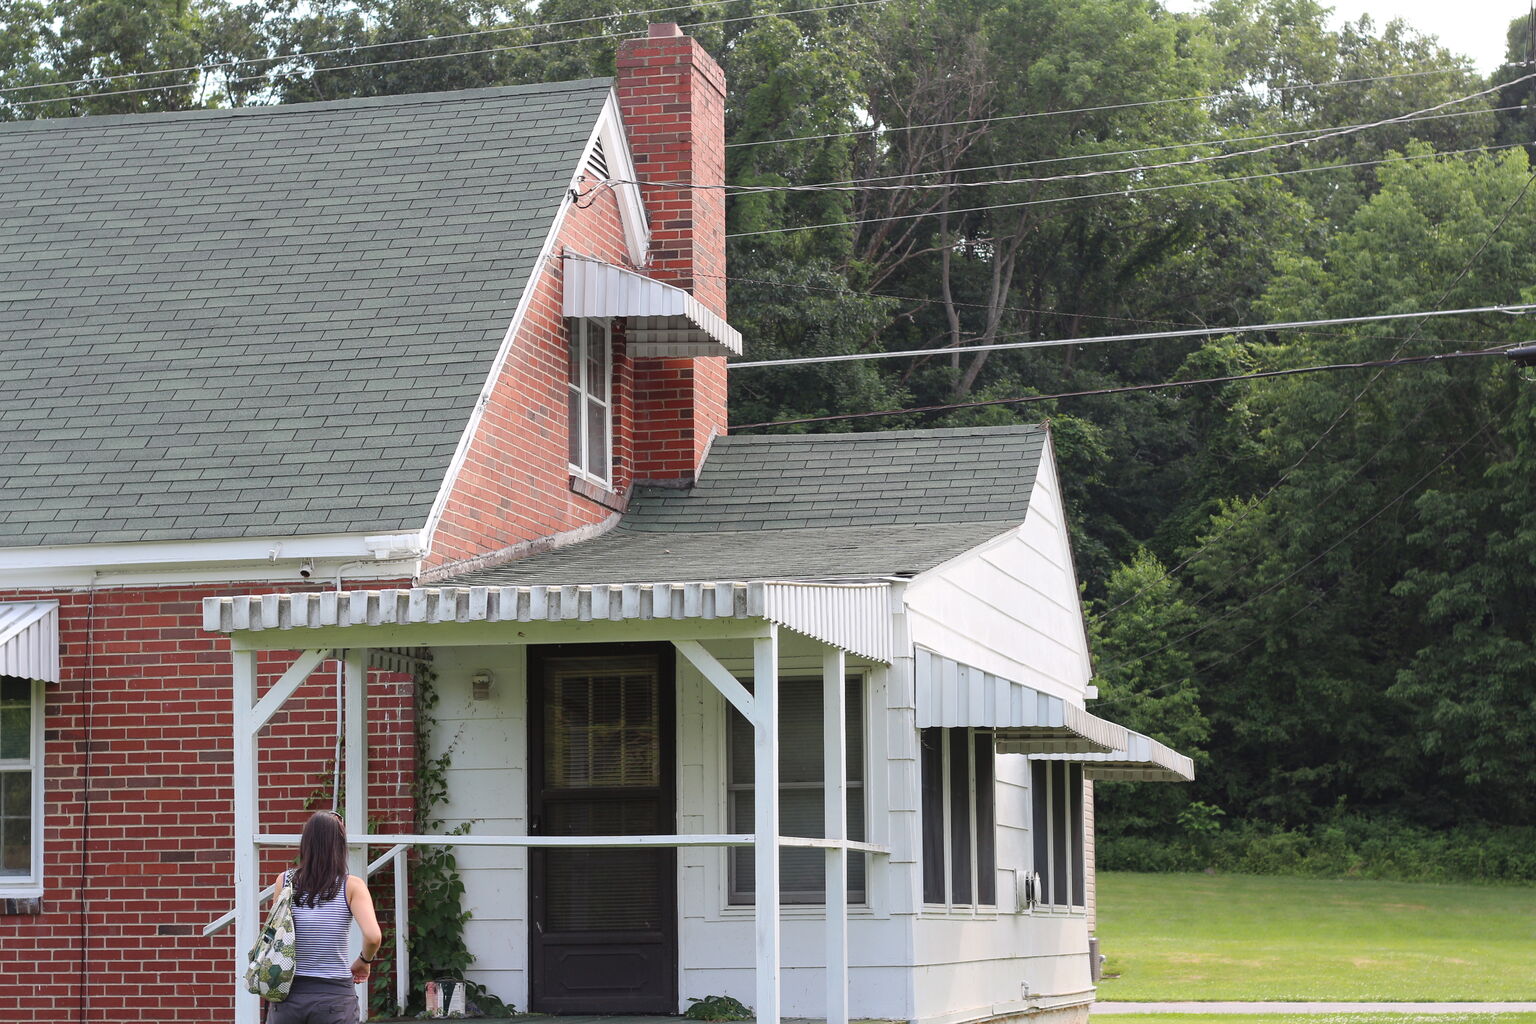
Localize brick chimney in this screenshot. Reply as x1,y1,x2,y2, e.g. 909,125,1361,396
617,24,728,484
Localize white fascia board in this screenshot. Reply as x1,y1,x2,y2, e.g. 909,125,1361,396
417,103,619,559
593,89,652,265
0,532,424,589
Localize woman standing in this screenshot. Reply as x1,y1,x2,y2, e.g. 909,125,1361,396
270,811,383,1023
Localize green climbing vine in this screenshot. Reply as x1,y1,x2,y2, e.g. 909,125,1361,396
399,655,514,1018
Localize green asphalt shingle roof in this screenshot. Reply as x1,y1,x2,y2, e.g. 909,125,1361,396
0,80,613,546
450,425,1048,585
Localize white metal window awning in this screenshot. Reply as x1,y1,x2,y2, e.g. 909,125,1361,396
1032,731,1196,783
563,256,743,357
915,647,1126,754
203,580,893,663
0,601,60,683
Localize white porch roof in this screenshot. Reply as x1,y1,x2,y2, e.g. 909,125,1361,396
1033,731,1196,782
0,601,60,683
202,580,894,662
914,647,1127,754
563,256,743,357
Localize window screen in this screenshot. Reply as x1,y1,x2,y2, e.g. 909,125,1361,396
920,728,996,907
728,676,865,904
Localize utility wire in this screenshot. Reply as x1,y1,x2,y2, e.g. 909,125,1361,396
726,65,1477,148
726,303,1535,369
618,73,1533,194
561,250,1491,348
796,103,1520,188
5,0,892,111
1089,393,1517,708
724,140,1531,236
728,345,1517,430
1100,164,1536,619
0,0,747,96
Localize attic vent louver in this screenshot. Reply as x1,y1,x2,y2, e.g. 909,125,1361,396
586,138,610,180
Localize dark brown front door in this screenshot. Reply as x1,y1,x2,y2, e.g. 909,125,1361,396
528,645,677,1014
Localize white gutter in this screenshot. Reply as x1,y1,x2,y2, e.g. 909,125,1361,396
0,531,427,589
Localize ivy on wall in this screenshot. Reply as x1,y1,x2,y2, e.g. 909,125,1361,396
395,656,514,1018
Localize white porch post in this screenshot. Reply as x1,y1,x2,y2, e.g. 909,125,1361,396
232,648,260,1024
823,646,848,1024
753,628,781,1024
343,648,369,1021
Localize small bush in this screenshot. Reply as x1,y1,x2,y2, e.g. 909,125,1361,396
684,995,754,1021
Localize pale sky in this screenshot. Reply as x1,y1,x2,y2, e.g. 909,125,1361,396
1164,0,1529,73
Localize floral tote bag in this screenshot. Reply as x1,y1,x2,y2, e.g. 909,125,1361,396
244,871,297,1002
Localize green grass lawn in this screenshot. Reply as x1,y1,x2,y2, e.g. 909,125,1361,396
1094,873,1536,1001
1093,1017,1536,1024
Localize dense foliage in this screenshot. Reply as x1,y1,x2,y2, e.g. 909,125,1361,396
6,0,1534,856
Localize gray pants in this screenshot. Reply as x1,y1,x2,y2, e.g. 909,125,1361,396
268,976,359,1024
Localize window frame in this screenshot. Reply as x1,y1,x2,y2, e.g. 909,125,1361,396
921,727,996,910
725,673,868,906
565,317,613,487
1030,759,1086,913
0,676,44,897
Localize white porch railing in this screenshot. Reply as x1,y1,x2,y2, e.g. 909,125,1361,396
204,843,412,1017
220,627,876,1024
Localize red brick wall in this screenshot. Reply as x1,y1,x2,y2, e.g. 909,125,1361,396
619,25,730,484
424,27,731,573
0,581,414,1023
422,180,640,575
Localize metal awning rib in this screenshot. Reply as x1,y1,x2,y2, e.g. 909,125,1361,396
563,256,743,357
1031,730,1195,783
0,601,60,683
914,648,1125,754
203,580,893,663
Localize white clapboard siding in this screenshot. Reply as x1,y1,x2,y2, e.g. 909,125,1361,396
904,439,1094,701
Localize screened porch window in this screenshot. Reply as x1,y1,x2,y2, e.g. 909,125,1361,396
566,317,612,484
727,676,865,904
921,728,995,907
1031,760,1085,910
0,676,41,890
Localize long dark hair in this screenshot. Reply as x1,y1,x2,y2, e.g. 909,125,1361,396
292,811,348,908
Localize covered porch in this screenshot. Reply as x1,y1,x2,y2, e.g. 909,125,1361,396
204,581,896,1024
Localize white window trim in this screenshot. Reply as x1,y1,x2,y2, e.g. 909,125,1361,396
0,677,44,898
724,672,869,907
921,727,999,913
1030,759,1086,915
566,317,614,487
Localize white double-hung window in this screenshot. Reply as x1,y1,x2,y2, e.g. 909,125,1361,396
566,318,613,485
0,676,42,894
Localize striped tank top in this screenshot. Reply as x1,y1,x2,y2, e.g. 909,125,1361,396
286,870,354,980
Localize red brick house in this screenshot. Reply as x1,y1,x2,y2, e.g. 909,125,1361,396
1,24,1189,1024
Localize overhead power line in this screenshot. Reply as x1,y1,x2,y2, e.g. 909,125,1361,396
1100,164,1536,619
728,345,1519,430
558,251,1463,349
725,65,1478,149
724,140,1532,236
0,0,747,96
5,0,892,111
1088,393,1518,705
727,303,1536,369
796,103,1520,189
619,74,1532,195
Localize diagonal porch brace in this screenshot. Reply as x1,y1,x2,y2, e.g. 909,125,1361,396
673,639,756,723
250,648,333,731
